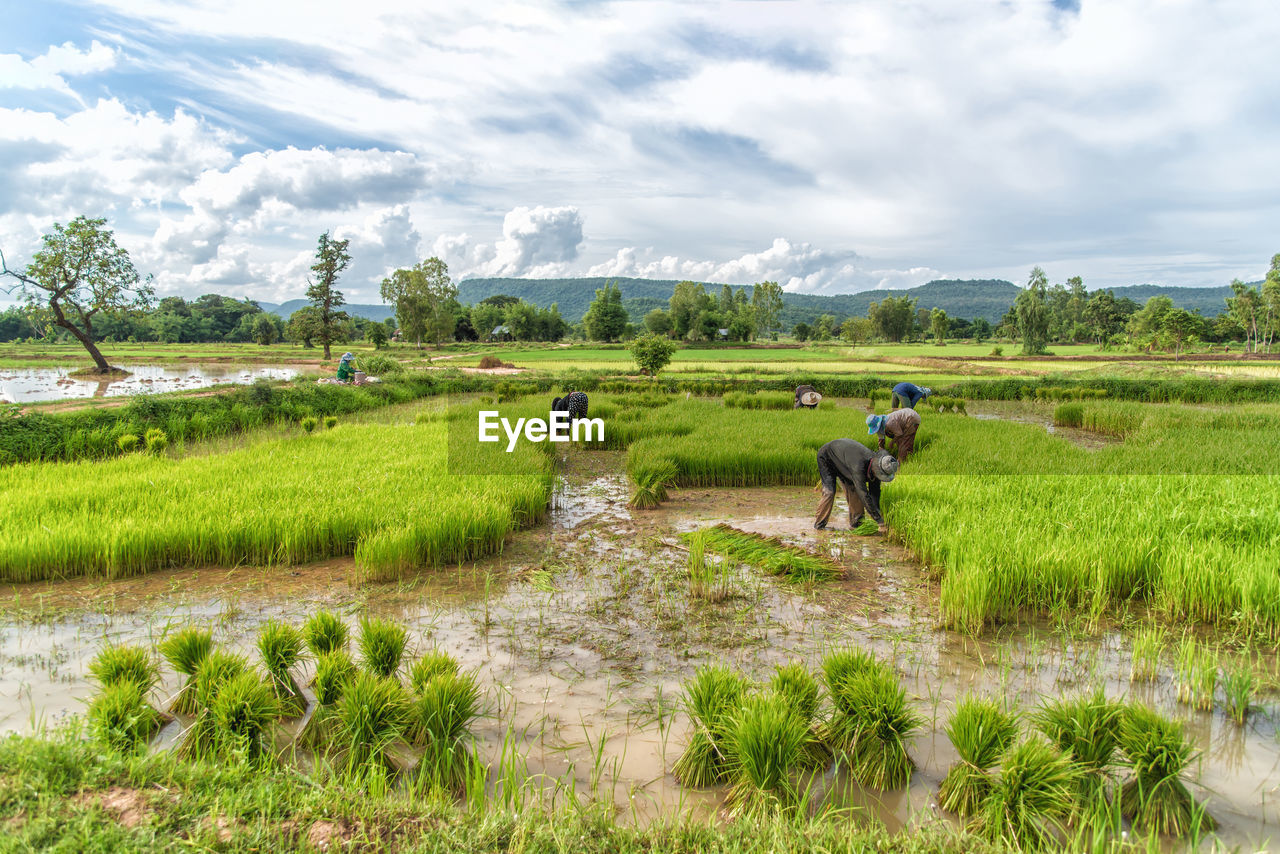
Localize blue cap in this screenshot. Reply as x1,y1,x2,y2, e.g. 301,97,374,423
867,414,885,435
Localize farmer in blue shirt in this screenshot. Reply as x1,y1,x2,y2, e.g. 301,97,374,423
890,382,931,410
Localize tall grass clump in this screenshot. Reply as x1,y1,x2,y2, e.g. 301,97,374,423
209,670,281,763
116,433,139,453
303,610,349,658
87,643,158,694
409,669,482,792
1118,704,1212,835
182,651,250,759
629,461,676,509
158,627,213,715
301,416,318,433
1032,689,1122,795
358,616,409,679
257,619,307,717
409,650,460,694
724,692,811,817
1175,636,1216,710
673,665,750,787
334,671,412,783
1129,627,1163,682
939,697,1019,819
87,681,161,752
684,524,841,583
824,662,922,789
324,416,338,429
1221,659,1256,725
144,427,167,454
978,738,1079,850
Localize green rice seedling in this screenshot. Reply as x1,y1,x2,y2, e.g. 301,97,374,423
144,427,167,454
672,665,750,787
1221,659,1257,725
158,627,213,715
409,670,482,792
409,650,460,695
209,670,281,763
771,662,819,723
629,461,677,509
826,664,923,789
685,530,729,602
939,697,1019,819
1118,704,1213,835
257,619,307,717
334,671,412,782
301,416,318,433
324,416,338,429
1175,636,1216,710
724,691,811,817
1053,403,1084,428
182,651,251,759
978,737,1079,850
86,680,161,752
682,524,841,583
116,433,139,453
1129,627,1163,682
303,610,349,658
87,643,158,693
358,616,409,679
1032,689,1122,796
299,650,356,752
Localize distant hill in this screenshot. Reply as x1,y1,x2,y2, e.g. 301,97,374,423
1108,285,1233,316
261,299,394,322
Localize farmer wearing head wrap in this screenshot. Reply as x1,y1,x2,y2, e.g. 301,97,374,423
551,390,589,421
890,381,932,410
813,439,899,533
794,385,822,409
336,352,356,382
867,408,921,464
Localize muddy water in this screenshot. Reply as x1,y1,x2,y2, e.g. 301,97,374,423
0,364,300,403
968,399,1122,450
2,449,1277,848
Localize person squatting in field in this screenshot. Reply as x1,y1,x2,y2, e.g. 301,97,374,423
794,385,822,409
813,439,899,533
867,409,920,463
890,381,931,410
551,390,589,421
336,352,356,382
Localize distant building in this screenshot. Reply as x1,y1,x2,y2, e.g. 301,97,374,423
717,328,730,340
491,324,513,341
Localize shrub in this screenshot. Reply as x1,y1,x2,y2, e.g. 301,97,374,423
116,433,140,453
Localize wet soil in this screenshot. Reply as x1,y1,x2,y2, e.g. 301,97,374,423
1,448,1276,848
966,399,1123,450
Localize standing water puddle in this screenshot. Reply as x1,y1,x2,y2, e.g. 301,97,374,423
0,364,301,403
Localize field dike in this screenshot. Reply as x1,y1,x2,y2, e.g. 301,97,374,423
2,447,1277,850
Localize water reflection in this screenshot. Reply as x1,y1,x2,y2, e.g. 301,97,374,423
0,364,300,403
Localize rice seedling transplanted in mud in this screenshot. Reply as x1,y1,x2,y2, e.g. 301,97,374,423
673,665,750,787
303,610,349,658
724,692,811,818
978,737,1079,851
209,670,281,763
1221,659,1257,725
258,619,307,717
86,680,162,752
358,616,409,679
1175,635,1216,711
334,671,412,784
938,696,1019,819
1118,704,1213,836
158,627,212,715
1129,626,1163,682
682,524,841,583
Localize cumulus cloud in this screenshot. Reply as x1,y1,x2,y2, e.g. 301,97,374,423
0,41,118,100
335,205,423,297
436,206,586,278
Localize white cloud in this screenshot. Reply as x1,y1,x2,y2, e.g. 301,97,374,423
335,205,422,298
453,205,585,278
0,41,117,100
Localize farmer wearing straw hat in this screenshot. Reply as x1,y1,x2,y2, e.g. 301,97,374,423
794,385,822,409
813,439,899,533
336,352,356,382
867,409,921,463
890,381,931,410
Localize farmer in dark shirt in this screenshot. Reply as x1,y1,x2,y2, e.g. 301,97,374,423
551,391,589,421
813,439,899,533
867,409,921,463
890,381,931,410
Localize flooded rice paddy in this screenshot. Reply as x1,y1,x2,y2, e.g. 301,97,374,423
0,364,301,403
1,449,1276,848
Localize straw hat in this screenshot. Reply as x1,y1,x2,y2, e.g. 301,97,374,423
800,390,822,406
871,453,899,483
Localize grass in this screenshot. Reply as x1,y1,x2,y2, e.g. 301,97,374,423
1174,635,1216,711
681,524,841,583
723,391,797,410
158,627,213,715
724,692,811,817
358,616,409,679
672,665,750,787
302,610,348,658
87,643,158,693
1129,627,1163,681
939,697,1019,819
977,738,1079,850
334,671,412,783
86,681,161,752
1118,704,1212,836
257,619,307,717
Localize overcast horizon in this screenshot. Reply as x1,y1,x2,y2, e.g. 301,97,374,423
2,1,1278,307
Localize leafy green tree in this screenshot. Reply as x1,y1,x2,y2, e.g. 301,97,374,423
253,314,277,346
869,295,916,342
971,317,992,343
1160,308,1201,359
286,306,322,348
0,216,153,372
1084,289,1126,344
793,322,811,342
629,332,677,376
930,307,948,345
366,322,388,349
379,257,457,349
305,232,351,360
644,308,673,337
583,281,628,342
1014,267,1051,355
751,281,784,339
668,280,709,339
840,316,873,344
813,314,837,341
1128,295,1174,346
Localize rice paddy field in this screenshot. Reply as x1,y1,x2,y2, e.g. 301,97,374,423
2,345,1280,853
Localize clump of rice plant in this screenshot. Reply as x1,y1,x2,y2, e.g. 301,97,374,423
629,461,676,509
88,643,158,693
824,660,922,790
301,416,318,433
409,650,460,695
358,616,408,679
939,697,1019,819
771,662,820,723
673,665,750,787
116,433,140,453
686,531,729,602
409,669,482,792
158,627,213,715
1129,626,1163,682
323,416,338,429
334,671,412,782
1221,659,1257,725
144,427,168,454
87,681,161,752
182,651,251,758
1032,688,1122,795
1118,704,1213,836
299,650,357,752
724,691,811,817
257,619,307,717
683,524,841,583
978,737,1079,850
1175,636,1216,710
303,610,349,658
209,670,281,762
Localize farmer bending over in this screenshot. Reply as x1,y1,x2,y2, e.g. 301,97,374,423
890,381,931,410
336,352,356,382
867,409,920,463
813,439,899,533
794,385,822,409
551,390,589,421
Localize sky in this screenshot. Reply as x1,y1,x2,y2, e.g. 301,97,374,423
1,0,1277,306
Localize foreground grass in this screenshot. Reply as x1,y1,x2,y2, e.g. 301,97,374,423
0,731,995,854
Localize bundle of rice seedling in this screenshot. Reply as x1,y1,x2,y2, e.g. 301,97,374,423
158,627,213,714
209,670,281,762
939,697,1019,819
820,646,877,748
978,737,1079,850
409,650,460,695
684,524,841,583
87,680,162,752
1118,704,1213,835
1128,627,1163,682
88,644,159,694
334,671,412,782
182,651,251,759
771,662,819,723
724,692,811,817
257,619,307,717
303,611,349,658
672,665,750,787
1175,636,1216,711
409,669,482,791
629,461,677,509
1032,689,1121,795
827,665,923,789
358,617,409,679
299,650,357,752
1221,660,1257,725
